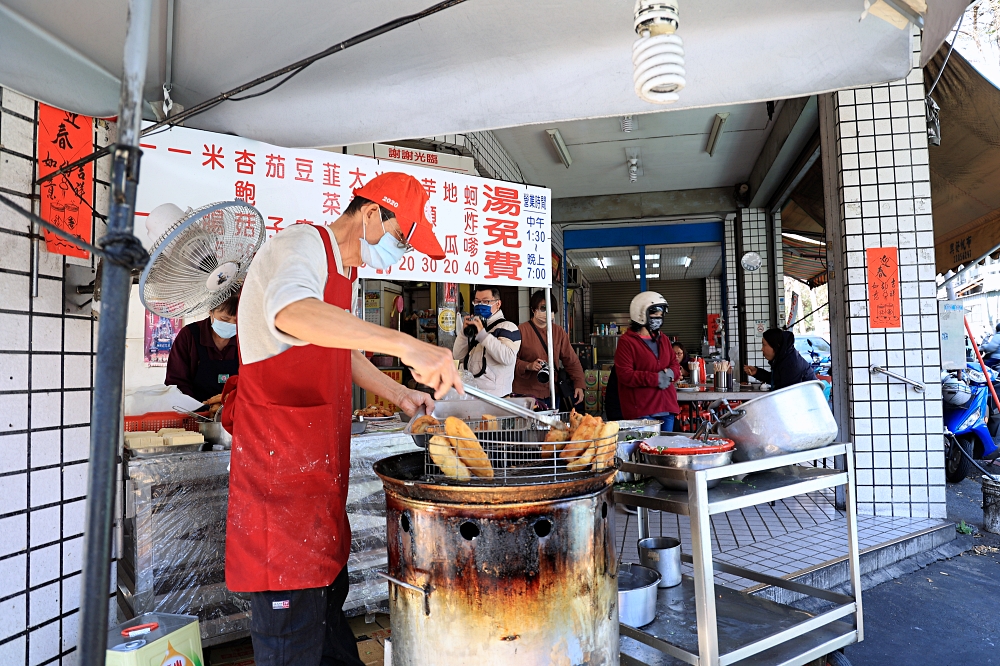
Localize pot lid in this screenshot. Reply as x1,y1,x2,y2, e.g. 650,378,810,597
639,435,735,456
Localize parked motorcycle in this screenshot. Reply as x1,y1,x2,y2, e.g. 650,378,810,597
943,362,1000,482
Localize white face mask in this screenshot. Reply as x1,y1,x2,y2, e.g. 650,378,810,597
211,317,237,339
360,218,406,270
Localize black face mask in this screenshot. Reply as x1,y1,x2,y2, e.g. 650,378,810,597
647,317,663,332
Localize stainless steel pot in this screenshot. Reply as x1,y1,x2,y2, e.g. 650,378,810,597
638,450,733,490
638,537,682,588
717,380,837,461
199,421,231,448
617,562,660,627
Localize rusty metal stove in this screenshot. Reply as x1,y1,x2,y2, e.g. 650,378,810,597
374,451,620,665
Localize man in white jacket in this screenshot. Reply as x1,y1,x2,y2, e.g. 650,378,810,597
453,286,521,396
982,323,1000,363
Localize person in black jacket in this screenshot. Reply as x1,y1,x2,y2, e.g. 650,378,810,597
743,329,816,390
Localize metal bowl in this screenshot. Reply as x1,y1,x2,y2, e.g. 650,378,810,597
638,449,734,490
717,380,837,461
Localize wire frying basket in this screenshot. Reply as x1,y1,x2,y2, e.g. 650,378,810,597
421,413,618,486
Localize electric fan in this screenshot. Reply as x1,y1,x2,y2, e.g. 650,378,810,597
139,200,265,318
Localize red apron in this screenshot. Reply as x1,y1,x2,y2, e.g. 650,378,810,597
226,225,355,592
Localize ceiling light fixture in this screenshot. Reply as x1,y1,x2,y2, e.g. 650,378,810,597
626,147,643,184
648,273,660,278
632,0,685,104
621,115,635,132
634,263,640,269
545,129,573,168
706,113,729,156
683,256,692,268
598,258,608,270
632,254,640,260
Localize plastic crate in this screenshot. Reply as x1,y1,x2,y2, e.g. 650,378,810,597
124,411,199,433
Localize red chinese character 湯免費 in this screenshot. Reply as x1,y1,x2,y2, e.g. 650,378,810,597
482,185,521,216
484,218,522,248
484,251,522,281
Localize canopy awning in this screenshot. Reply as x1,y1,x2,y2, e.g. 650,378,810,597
924,45,1000,273
0,0,963,148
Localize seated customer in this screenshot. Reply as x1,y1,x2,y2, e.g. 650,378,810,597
743,328,816,390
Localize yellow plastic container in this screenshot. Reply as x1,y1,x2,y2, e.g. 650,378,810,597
106,613,203,666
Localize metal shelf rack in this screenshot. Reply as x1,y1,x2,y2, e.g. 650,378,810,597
614,443,862,666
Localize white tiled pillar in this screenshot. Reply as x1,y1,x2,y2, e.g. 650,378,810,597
0,88,109,665
825,34,945,519
738,208,781,369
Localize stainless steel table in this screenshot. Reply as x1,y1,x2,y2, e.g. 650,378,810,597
614,443,862,666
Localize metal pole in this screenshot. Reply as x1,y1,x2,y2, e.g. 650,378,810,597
639,245,647,292
78,1,152,663
545,287,557,408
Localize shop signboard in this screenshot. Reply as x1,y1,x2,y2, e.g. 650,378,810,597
135,124,551,288
939,301,967,370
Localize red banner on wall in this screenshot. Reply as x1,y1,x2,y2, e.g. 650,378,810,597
866,246,901,329
37,104,93,258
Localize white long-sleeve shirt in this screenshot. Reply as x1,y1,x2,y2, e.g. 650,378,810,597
983,331,1000,358
452,309,521,396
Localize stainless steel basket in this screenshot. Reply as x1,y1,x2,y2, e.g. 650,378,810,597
420,412,618,486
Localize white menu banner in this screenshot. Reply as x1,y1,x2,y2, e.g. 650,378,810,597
134,124,552,287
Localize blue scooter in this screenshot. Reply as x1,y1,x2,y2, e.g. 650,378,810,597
944,362,1000,482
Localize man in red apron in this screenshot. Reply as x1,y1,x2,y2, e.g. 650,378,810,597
226,173,459,665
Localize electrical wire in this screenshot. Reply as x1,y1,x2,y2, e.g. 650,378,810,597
36,0,473,186
928,10,965,98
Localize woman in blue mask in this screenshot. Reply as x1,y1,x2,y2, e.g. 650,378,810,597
165,291,240,410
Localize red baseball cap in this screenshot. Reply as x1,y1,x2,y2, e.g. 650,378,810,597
353,172,445,260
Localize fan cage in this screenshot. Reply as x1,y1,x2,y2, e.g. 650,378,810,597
140,200,265,318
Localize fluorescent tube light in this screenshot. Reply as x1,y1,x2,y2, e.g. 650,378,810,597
706,113,730,157
546,129,573,168
683,256,692,268
781,232,826,246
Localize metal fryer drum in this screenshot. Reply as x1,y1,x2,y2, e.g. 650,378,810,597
375,452,620,665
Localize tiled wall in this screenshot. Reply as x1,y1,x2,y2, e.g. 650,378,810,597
0,88,108,665
827,32,945,519
739,208,782,369
706,276,723,351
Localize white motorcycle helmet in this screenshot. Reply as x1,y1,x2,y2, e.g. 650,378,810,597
942,373,972,406
630,291,669,331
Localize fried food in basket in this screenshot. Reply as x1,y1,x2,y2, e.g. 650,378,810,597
355,404,395,418
592,421,620,471
568,409,584,432
444,416,494,478
560,415,598,462
411,415,440,434
542,426,571,459
479,414,500,431
428,435,470,480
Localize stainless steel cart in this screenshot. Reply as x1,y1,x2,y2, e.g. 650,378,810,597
614,443,862,666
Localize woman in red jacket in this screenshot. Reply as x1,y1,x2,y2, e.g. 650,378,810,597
613,291,681,431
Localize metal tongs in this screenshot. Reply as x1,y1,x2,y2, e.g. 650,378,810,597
463,385,569,431
688,399,747,443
